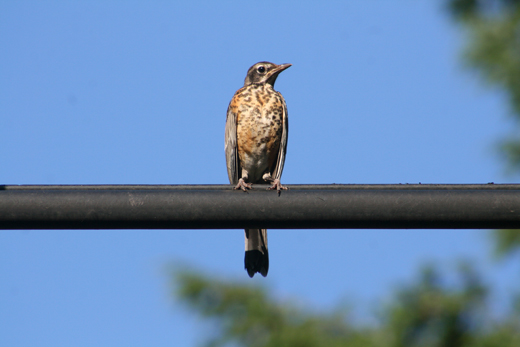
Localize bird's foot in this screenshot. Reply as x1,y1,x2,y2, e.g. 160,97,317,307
234,178,252,192
267,179,288,195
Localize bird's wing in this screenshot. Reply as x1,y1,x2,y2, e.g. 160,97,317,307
272,96,288,180
225,96,240,184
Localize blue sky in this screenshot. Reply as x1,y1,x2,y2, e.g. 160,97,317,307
1,1,519,346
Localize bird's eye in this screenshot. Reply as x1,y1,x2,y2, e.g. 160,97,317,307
257,66,266,73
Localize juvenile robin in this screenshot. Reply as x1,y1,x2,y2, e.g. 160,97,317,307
225,61,291,277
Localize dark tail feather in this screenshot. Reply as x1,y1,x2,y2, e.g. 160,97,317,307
244,229,269,277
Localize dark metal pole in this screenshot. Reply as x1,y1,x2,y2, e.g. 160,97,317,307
0,184,519,229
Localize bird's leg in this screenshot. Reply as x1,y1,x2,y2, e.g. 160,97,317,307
235,178,252,191
262,173,288,194
268,179,287,193
234,171,252,191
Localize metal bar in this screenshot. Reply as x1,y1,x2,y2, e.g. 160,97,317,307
0,184,519,229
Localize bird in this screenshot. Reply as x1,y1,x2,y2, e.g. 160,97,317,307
225,61,291,278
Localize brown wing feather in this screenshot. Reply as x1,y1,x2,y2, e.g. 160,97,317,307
271,96,288,180
225,95,240,184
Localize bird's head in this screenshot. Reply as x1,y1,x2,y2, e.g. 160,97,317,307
244,62,292,87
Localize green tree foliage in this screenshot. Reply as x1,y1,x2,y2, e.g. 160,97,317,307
174,270,372,347
173,265,520,347
448,0,520,169
447,0,520,256
492,229,520,257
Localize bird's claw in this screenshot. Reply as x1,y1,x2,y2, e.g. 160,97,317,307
234,179,252,192
267,179,288,196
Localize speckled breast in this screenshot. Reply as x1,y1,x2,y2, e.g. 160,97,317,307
231,84,285,182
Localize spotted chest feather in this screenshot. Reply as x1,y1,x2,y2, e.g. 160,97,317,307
231,84,286,182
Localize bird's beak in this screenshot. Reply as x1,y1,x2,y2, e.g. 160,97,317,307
267,63,292,78
265,63,292,85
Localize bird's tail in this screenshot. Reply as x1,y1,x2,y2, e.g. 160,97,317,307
244,229,269,277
